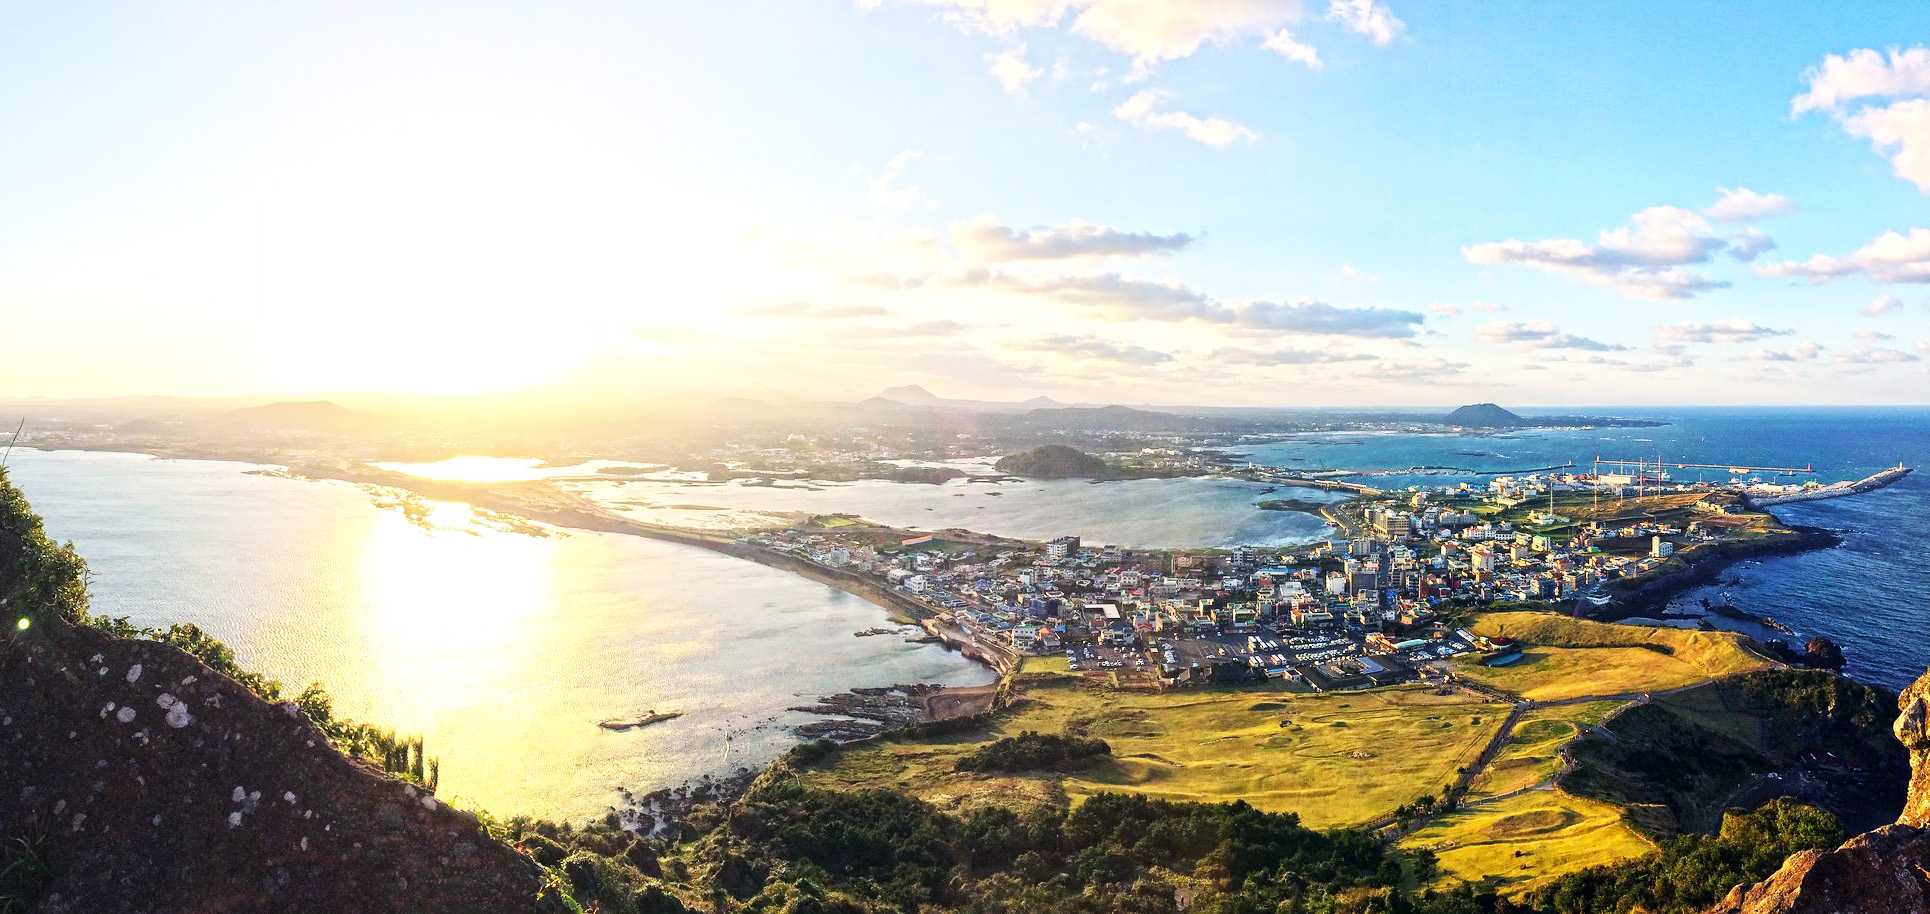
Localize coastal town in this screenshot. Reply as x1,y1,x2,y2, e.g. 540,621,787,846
748,459,1912,699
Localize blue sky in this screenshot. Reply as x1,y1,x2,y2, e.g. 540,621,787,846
3,1,1929,405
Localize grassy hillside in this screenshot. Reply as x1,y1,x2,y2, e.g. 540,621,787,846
1454,612,1774,701
1467,701,1624,801
803,672,1507,828
1558,670,1907,836
1402,789,1654,895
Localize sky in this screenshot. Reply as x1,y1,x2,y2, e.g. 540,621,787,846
4,2,1930,407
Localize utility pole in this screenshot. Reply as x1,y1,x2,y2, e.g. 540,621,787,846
0,418,22,470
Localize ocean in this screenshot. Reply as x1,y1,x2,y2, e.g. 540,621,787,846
1,448,994,822
557,472,1343,548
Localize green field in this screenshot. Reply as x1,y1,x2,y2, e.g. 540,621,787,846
1468,701,1624,800
1454,612,1773,701
802,674,1508,829
1401,788,1654,894
1018,654,1071,674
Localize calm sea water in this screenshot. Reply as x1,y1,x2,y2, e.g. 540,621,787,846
3,448,993,821
1240,407,1930,691
561,473,1343,548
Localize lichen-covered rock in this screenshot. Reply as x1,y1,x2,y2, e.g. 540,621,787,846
1,616,546,914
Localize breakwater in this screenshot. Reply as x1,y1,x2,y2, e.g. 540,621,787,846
1749,465,1913,507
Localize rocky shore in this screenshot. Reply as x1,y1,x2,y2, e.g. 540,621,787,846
1595,523,1841,621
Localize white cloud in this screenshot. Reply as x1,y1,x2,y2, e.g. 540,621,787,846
1759,227,1930,284
1704,186,1793,222
974,270,1425,337
1862,292,1904,317
985,45,1044,95
1463,206,1737,300
854,0,1078,33
1651,320,1790,346
1075,0,1305,76
1792,48,1930,194
1752,340,1824,362
1336,263,1379,283
1791,46,1930,115
1262,28,1321,69
1476,320,1628,351
1837,346,1921,365
869,149,930,210
1856,329,1896,342
1326,0,1404,46
1234,299,1424,337
1841,99,1930,192
863,0,1310,78
1212,346,1372,366
952,216,1194,260
1727,228,1777,262
1375,356,1468,376
1427,302,1461,317
1019,333,1172,365
1113,89,1258,146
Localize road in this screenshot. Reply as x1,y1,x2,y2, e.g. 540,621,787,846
1371,678,1707,838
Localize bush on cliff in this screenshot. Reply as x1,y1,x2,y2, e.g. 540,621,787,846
1526,798,1842,914
0,468,89,625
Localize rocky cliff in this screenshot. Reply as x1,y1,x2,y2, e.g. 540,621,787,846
1,617,550,913
1706,669,1930,913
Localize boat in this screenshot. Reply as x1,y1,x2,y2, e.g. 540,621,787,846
598,710,684,731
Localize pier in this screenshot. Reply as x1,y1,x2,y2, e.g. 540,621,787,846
1748,464,1913,507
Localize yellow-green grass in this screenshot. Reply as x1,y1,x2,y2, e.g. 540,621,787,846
1467,701,1623,800
801,675,1507,829
1401,789,1654,895
1019,654,1071,674
1453,612,1773,701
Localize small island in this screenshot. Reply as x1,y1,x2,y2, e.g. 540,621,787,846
992,444,1123,479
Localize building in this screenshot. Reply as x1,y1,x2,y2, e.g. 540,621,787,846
1651,536,1674,558
1045,535,1081,562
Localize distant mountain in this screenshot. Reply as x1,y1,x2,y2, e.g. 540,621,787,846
865,386,1071,414
993,444,1119,479
214,400,358,433
875,385,942,404
1444,403,1527,428
1016,404,1191,433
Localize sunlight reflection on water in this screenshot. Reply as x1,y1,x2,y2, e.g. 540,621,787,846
6,448,991,820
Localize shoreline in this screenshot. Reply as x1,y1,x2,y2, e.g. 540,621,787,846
1591,522,1842,622
15,443,1019,685
8,444,1883,694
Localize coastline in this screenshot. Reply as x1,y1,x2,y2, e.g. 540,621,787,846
18,444,1020,685
1591,522,1842,622
10,443,1878,694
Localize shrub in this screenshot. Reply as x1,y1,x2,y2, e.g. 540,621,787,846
953,731,1111,773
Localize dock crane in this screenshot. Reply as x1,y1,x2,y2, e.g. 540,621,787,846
1590,455,1817,511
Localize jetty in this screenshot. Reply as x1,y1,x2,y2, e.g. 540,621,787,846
1748,464,1912,507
